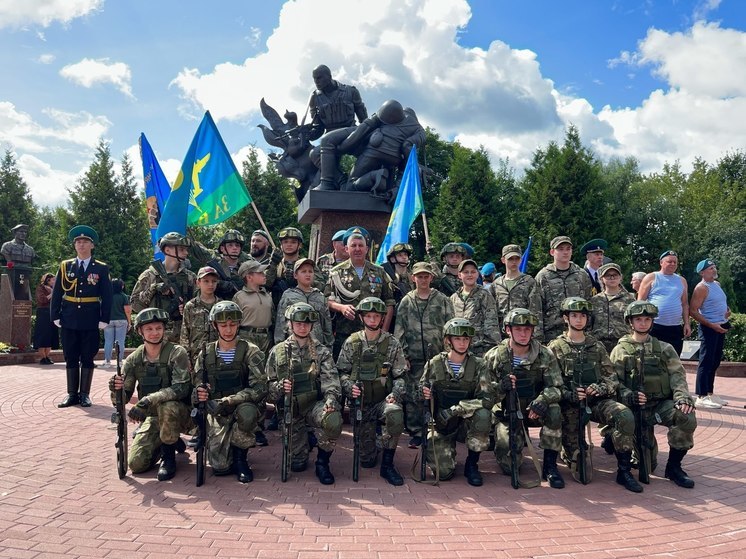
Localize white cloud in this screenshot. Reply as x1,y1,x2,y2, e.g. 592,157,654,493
36,53,55,64
0,0,103,29
60,58,135,99
17,153,82,208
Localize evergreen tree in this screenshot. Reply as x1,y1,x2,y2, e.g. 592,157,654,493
0,149,37,247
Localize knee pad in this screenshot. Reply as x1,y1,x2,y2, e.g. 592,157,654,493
544,404,562,430
471,408,492,434
613,408,635,437
322,410,343,437
385,408,405,436
235,403,259,432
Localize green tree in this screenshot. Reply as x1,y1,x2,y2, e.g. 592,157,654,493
0,150,36,250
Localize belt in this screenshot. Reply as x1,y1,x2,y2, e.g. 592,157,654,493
63,295,100,304
240,326,269,333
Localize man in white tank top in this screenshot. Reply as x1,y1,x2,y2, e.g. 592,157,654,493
637,250,690,355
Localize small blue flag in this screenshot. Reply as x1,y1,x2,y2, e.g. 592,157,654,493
519,236,533,273
139,133,170,260
376,146,424,265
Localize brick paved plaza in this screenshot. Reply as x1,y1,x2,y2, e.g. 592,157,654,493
1,363,744,558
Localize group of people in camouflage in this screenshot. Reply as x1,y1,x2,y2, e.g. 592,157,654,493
54,222,698,492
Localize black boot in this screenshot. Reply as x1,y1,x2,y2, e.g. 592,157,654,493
254,431,268,447
542,449,565,489
665,448,695,488
616,451,643,493
267,413,279,431
379,449,404,486
315,448,335,485
601,433,615,455
361,450,378,468
463,450,484,487
58,367,80,407
232,445,253,483
79,367,94,407
157,443,177,481
175,438,187,454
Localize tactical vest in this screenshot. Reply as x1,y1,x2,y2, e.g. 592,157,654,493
153,269,194,320
315,85,357,129
551,338,600,388
496,344,543,400
349,332,392,404
276,340,320,414
131,342,176,399
617,337,670,400
203,341,249,399
430,353,478,409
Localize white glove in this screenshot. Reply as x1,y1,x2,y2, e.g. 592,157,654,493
98,322,108,330
54,320,61,327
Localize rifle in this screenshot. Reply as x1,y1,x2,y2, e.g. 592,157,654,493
352,381,363,482
194,343,208,487
112,341,127,479
506,349,522,489
573,349,592,485
634,346,650,484
420,382,433,482
280,374,294,483
151,259,188,321
206,258,240,298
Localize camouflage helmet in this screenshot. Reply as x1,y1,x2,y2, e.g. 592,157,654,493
356,297,387,314
158,232,190,250
504,308,539,327
209,300,243,323
440,242,467,259
278,227,304,243
219,229,245,249
560,297,593,315
387,242,413,259
377,99,405,125
624,300,659,322
284,302,318,323
443,318,476,338
133,307,169,329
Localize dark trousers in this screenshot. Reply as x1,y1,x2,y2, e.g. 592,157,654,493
651,323,684,356
61,328,100,369
695,324,726,396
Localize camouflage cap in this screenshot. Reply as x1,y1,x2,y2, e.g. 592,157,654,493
550,236,572,249
293,257,316,274
457,259,478,272
411,261,435,276
598,262,622,278
238,259,267,277
197,266,219,279
502,244,522,258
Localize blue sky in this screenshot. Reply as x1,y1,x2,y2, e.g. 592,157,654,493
1,0,744,207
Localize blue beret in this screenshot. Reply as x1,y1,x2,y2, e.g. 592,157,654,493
343,226,370,245
332,229,347,242
696,259,716,273
458,243,475,257
659,250,677,261
481,262,496,276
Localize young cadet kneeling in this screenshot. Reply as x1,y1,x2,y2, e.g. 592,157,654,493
420,318,495,486
109,308,192,481
337,297,408,485
193,301,268,483
547,297,642,492
267,303,343,484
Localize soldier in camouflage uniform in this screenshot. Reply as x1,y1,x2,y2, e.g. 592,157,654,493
394,261,455,447
316,229,348,284
338,297,407,485
233,259,273,354
180,266,221,369
189,229,251,299
109,308,192,480
265,227,306,307
131,232,196,343
266,302,343,484
249,230,272,265
485,308,566,489
275,258,333,347
547,297,642,492
451,259,500,356
490,244,543,333
420,318,495,485
535,236,592,343
193,301,268,483
590,263,635,354
429,242,466,297
381,243,414,325
610,301,697,488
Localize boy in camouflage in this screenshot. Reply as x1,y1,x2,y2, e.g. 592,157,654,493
450,259,500,356
420,318,495,486
193,301,268,483
233,259,273,354
266,302,342,484
180,266,221,369
394,261,455,447
337,297,407,486
485,308,566,489
490,244,543,333
590,263,635,354
610,301,697,488
548,297,642,492
109,308,192,481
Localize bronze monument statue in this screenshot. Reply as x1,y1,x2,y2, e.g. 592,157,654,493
1,224,36,300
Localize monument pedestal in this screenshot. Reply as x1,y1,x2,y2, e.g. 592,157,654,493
0,273,33,350
298,190,391,260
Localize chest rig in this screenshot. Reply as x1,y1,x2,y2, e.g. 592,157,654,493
431,353,478,409
497,344,543,400
203,341,249,399
276,340,320,414
131,342,175,399
349,332,392,404
618,338,670,400
552,338,600,388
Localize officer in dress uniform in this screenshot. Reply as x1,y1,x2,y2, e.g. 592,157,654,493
51,225,112,408
580,239,608,296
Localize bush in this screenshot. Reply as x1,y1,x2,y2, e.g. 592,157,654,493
722,312,746,362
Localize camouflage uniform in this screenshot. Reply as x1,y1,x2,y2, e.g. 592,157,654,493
337,331,407,463
450,287,501,356
548,334,635,461
420,352,495,480
490,273,543,333
591,291,635,354
535,263,592,343
316,252,346,285
179,296,220,369
610,334,697,459
394,290,454,436
233,286,273,354
114,342,193,473
275,287,333,347
266,337,342,466
193,340,267,472
131,264,196,343
485,339,564,473
434,265,462,297
188,241,249,299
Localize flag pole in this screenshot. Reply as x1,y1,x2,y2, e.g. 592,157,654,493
421,212,431,247
250,201,276,250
